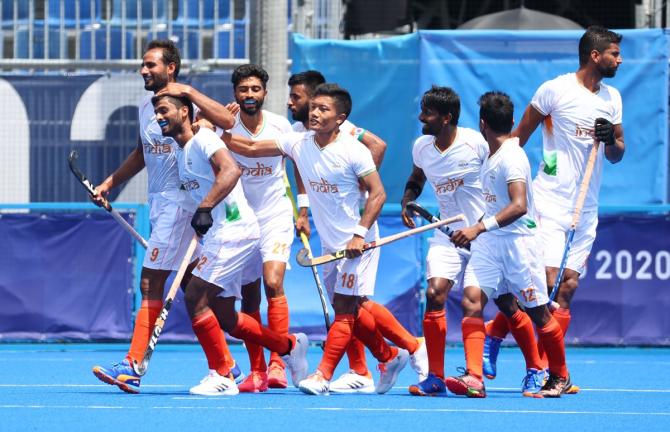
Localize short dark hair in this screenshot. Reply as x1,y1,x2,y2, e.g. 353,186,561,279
578,26,623,67
231,64,269,88
288,70,326,95
151,94,194,123
478,91,514,134
421,85,460,126
146,39,181,79
312,83,352,117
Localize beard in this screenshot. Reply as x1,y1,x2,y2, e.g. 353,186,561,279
598,64,618,78
239,98,263,115
292,106,309,123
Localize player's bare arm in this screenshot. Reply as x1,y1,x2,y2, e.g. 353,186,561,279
360,130,387,168
512,104,545,147
199,148,243,209
345,171,386,258
156,82,235,129
292,163,311,238
220,131,283,158
400,164,427,228
91,137,146,207
451,180,527,248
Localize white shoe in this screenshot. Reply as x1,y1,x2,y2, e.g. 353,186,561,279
329,370,375,394
282,333,309,387
375,348,409,394
189,370,239,396
409,337,429,381
299,371,330,396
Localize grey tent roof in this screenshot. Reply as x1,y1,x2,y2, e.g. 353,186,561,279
458,6,583,30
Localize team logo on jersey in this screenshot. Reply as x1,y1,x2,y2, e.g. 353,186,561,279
239,162,273,177
483,192,497,203
574,124,595,139
181,179,200,191
309,178,339,193
144,140,172,155
458,160,469,167
435,177,464,194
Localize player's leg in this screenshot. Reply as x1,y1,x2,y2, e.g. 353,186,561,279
263,260,290,388
238,278,269,393
483,311,509,379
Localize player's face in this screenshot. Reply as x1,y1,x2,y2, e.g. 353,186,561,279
288,84,311,123
154,99,185,138
234,76,266,115
309,95,342,133
419,105,447,136
140,48,171,92
596,43,622,78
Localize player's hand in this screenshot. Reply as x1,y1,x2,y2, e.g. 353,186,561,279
192,118,215,134
155,82,192,98
225,102,240,116
594,117,615,146
451,224,483,248
345,235,365,259
295,208,311,239
400,200,416,229
191,207,214,236
90,184,111,208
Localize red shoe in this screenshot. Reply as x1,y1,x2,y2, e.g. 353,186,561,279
237,371,268,393
267,363,288,389
445,368,486,398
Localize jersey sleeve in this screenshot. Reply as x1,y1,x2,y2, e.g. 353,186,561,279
278,116,294,134
198,129,227,160
411,137,424,169
503,147,529,183
609,87,623,125
275,132,304,159
340,119,357,137
530,79,558,117
350,141,377,178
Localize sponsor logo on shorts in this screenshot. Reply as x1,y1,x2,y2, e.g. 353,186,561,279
309,177,339,193
239,161,273,177
435,177,464,194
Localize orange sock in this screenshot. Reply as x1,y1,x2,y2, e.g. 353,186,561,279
191,309,230,376
353,306,393,363
506,310,543,370
423,310,447,378
362,301,419,353
345,338,369,375
462,317,486,380
268,295,289,367
486,311,510,340
318,314,354,380
244,310,267,372
536,316,568,378
126,300,162,363
537,307,571,366
230,312,292,356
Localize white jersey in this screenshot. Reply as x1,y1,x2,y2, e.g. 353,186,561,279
412,128,488,231
138,93,197,211
530,73,622,211
229,110,293,220
291,119,359,136
175,129,258,243
481,137,536,236
276,131,377,250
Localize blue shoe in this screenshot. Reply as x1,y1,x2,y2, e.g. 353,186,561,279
521,368,546,396
483,335,502,379
92,359,141,394
408,373,447,396
230,361,246,384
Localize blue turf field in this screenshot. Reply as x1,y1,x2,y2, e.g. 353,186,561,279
1,344,668,432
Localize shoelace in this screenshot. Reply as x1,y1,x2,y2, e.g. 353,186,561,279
455,366,468,379
521,370,540,389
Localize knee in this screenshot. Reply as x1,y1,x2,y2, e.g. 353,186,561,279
425,286,447,311
494,294,518,317
461,296,483,317
263,274,284,298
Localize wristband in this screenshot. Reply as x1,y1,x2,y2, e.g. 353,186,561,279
297,194,309,208
482,216,499,232
353,127,366,142
353,224,368,238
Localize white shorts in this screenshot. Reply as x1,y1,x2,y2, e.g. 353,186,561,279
143,195,200,271
425,233,469,285
536,201,598,274
258,206,294,264
193,237,262,299
322,247,380,302
463,232,549,309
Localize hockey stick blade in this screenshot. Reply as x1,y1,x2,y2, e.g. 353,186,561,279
68,150,98,196
405,201,455,237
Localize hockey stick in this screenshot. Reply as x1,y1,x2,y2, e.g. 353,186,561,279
133,235,199,376
283,174,331,332
68,150,149,249
548,139,600,301
297,214,465,267
405,201,471,255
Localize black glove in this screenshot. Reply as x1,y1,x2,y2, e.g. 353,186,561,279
191,207,213,236
594,117,615,146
